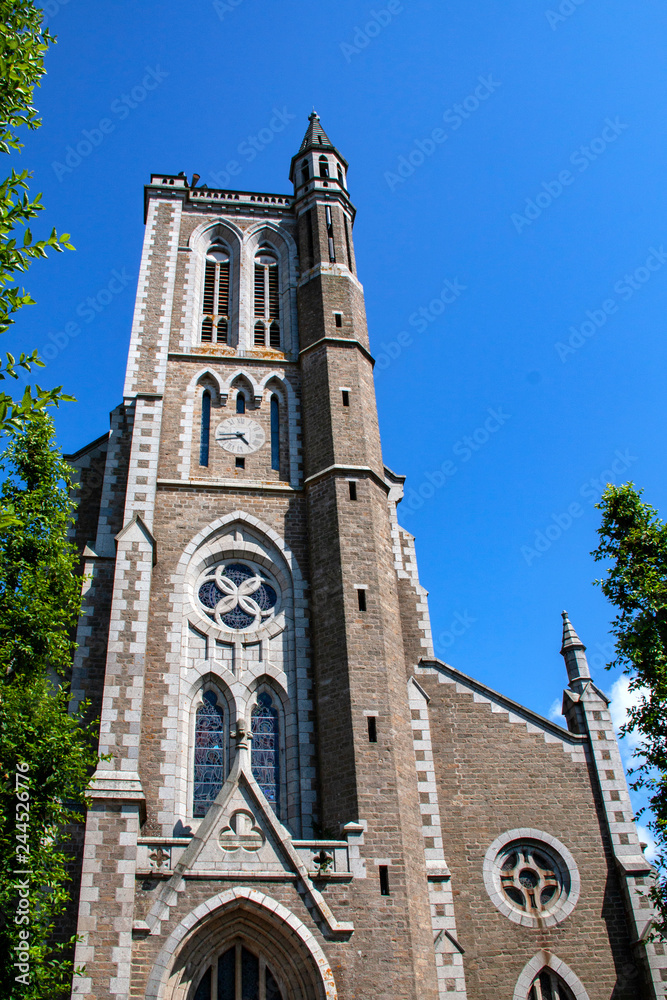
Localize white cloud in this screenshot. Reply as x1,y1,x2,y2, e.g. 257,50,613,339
549,698,566,727
636,824,657,862
608,675,647,757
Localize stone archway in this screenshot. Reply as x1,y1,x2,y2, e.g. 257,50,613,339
146,888,337,1000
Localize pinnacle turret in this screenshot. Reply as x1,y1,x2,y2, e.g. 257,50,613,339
560,610,591,688
289,112,349,195
298,111,336,153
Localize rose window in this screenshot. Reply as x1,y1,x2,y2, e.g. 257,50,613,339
198,562,277,630
498,842,567,916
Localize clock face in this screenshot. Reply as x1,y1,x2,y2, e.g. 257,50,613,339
215,416,266,455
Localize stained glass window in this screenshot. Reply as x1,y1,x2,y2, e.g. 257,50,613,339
197,562,278,631
252,692,280,812
193,691,224,817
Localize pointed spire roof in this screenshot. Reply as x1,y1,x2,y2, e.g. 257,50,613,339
561,610,586,653
298,111,335,153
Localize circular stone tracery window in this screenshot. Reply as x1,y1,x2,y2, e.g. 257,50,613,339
197,562,278,631
483,829,580,928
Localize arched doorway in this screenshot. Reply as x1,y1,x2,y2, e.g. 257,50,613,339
147,888,337,1000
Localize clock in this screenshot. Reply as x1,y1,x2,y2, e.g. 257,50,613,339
215,416,265,455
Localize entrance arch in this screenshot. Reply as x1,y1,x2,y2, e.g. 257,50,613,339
145,887,337,1000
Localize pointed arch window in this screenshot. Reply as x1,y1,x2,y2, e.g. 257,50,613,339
319,155,330,178
199,390,211,467
300,159,310,185
201,244,230,344
193,690,225,817
253,247,280,349
270,394,280,472
251,692,280,812
528,970,576,1000
193,945,284,1000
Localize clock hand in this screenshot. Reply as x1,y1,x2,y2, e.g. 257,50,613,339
238,433,249,445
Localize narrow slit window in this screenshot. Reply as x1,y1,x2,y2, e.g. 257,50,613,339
301,159,310,185
325,204,335,262
367,716,377,743
348,481,357,501
236,393,246,414
357,588,367,612
201,244,230,344
337,163,344,187
305,210,314,270
379,865,390,895
334,312,343,328
342,389,350,407
270,394,280,472
235,457,245,469
344,214,353,272
199,390,211,467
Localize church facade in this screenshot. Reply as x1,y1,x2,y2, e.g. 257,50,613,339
65,114,666,1000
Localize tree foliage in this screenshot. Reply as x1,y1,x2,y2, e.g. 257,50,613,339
593,482,667,933
0,414,97,998
0,0,74,469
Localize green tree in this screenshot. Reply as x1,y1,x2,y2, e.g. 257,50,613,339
593,482,667,934
0,0,74,463
0,414,97,998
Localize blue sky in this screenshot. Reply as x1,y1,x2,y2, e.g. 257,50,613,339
10,1,667,795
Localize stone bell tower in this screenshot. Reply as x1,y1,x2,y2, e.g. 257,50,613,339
65,112,439,1000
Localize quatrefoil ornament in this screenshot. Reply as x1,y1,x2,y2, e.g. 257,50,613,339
198,562,277,631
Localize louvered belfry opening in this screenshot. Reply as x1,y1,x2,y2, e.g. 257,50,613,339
253,246,281,349
201,244,230,344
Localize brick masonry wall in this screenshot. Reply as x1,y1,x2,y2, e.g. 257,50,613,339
416,667,641,1000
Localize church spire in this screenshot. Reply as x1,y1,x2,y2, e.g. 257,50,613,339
560,610,591,688
298,110,336,153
